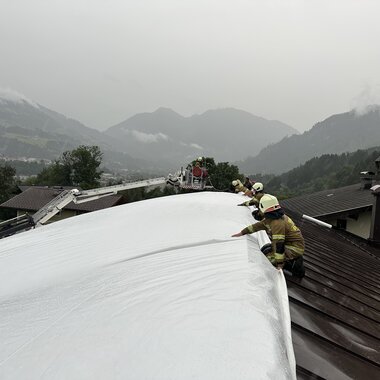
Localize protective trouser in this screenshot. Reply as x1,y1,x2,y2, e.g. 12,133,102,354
283,256,305,278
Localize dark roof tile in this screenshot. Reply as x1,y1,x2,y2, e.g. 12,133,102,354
0,187,122,212
285,210,380,378
281,183,374,217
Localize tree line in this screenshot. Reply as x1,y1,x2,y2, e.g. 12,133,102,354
0,146,243,219
3,144,380,211
254,147,380,198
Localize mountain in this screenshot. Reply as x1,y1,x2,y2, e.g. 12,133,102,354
105,107,298,164
0,98,113,147
238,107,380,175
0,97,297,174
261,147,380,197
0,97,155,172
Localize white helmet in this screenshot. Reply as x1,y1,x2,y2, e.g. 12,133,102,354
259,194,281,213
232,180,238,186
252,182,264,192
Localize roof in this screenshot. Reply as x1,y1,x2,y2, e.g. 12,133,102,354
2,191,379,378
0,186,123,212
0,192,296,379
281,183,374,218
284,209,380,379
17,185,30,192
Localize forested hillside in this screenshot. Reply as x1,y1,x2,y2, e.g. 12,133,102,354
253,147,380,198
239,108,380,175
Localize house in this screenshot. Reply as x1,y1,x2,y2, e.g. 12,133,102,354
282,209,380,378
0,186,124,224
280,160,380,377
0,192,297,379
0,184,379,377
281,158,380,245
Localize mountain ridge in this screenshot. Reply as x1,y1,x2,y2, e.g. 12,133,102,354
237,107,380,175
0,95,297,171
105,106,298,164
7,93,377,178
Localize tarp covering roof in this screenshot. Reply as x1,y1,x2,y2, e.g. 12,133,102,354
0,192,295,380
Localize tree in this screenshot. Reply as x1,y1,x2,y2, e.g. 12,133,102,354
0,164,18,220
120,184,177,203
33,145,103,189
209,161,243,191
0,164,17,204
262,147,380,198
70,146,103,189
33,157,72,186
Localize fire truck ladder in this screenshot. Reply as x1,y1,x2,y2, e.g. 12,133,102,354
33,177,167,226
0,177,167,238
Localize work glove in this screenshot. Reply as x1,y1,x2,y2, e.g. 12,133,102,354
252,209,263,220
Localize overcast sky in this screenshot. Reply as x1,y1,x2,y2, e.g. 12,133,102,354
1,0,379,132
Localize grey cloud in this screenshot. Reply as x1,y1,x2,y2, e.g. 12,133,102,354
190,143,203,150
351,84,380,115
0,88,39,108
130,130,169,143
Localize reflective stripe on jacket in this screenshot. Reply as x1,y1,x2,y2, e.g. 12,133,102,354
241,214,304,265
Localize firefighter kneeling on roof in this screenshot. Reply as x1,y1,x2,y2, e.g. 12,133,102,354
232,179,253,197
232,194,305,278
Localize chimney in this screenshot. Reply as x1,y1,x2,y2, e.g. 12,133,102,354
360,171,375,190
369,184,380,246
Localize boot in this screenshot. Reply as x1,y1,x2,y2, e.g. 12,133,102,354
283,256,305,278
291,256,305,278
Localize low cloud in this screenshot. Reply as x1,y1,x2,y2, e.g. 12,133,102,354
351,84,380,115
0,87,39,108
130,130,169,143
190,143,203,150
179,141,203,150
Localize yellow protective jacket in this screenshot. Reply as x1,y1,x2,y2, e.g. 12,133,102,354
234,180,251,196
243,192,265,207
241,214,305,266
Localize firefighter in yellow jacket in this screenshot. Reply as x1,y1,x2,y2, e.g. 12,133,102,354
232,194,305,278
237,182,265,220
232,179,253,197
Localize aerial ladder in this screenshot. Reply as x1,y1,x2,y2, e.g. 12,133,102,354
0,158,216,239
0,177,168,239
167,163,213,191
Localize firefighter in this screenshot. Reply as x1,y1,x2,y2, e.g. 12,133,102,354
231,194,305,278
243,177,253,190
232,179,253,197
194,156,208,178
237,182,265,220
195,156,203,167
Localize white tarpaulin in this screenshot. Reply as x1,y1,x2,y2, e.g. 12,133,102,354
0,192,296,379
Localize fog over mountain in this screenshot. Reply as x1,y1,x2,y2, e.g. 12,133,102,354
0,94,298,172
105,107,298,164
238,106,380,175
0,97,149,171
3,91,379,179
2,1,380,133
